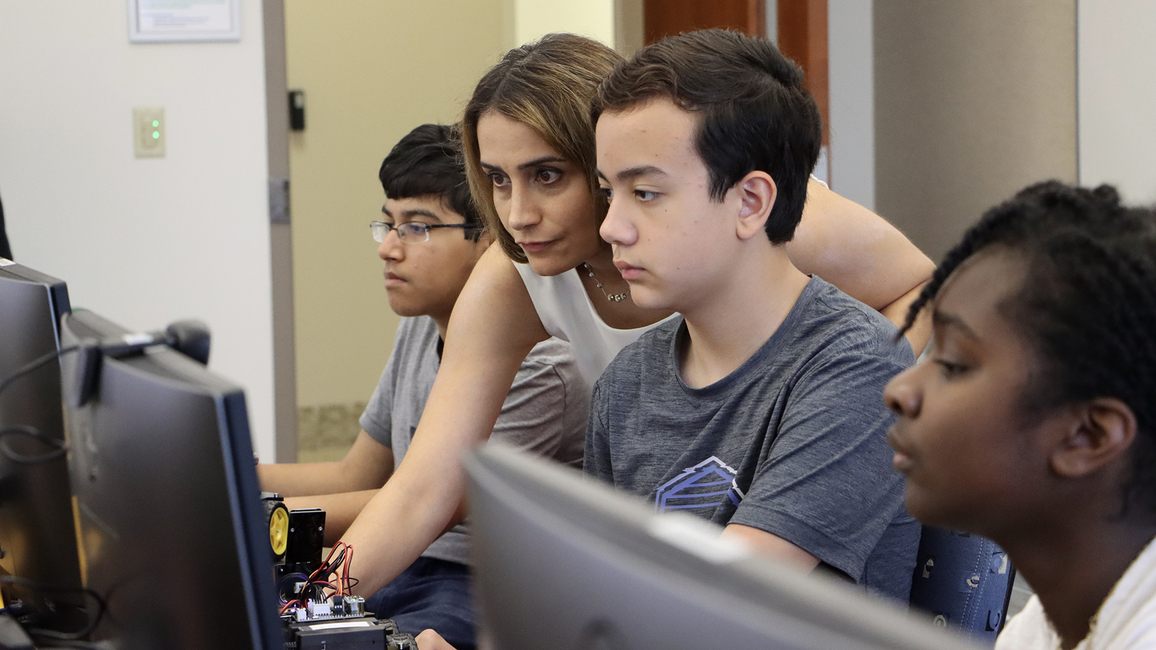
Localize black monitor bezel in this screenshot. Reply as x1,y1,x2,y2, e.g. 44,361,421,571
60,309,281,649
0,261,85,632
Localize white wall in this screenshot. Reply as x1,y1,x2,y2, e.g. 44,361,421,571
1077,0,1156,204
765,0,778,44
0,1,277,460
827,0,875,211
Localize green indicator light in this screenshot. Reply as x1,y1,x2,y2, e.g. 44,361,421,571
152,120,159,127
152,131,160,139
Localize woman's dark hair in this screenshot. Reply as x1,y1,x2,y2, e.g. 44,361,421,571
902,181,1156,515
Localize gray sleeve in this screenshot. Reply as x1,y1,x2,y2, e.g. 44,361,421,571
489,338,589,467
727,351,909,581
358,348,399,449
583,375,613,482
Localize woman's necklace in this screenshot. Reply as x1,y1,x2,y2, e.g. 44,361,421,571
580,262,629,302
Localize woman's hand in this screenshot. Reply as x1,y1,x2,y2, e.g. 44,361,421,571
415,629,457,650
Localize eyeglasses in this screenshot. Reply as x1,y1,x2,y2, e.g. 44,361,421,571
370,220,479,243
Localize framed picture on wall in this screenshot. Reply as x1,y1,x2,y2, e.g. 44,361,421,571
128,0,241,43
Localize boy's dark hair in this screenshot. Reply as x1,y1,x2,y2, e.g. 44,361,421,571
379,124,482,239
901,181,1156,517
592,29,821,244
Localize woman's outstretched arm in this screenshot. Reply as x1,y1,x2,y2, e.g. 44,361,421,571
787,179,934,352
341,245,550,597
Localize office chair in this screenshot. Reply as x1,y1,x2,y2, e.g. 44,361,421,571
908,526,1016,646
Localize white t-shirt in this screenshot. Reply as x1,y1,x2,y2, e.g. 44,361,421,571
513,263,678,386
997,538,1156,650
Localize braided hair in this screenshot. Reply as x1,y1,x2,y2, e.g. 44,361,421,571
901,181,1156,517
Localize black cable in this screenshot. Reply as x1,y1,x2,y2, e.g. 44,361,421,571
0,344,79,400
1,345,134,648
0,575,106,642
0,424,67,464
0,345,80,464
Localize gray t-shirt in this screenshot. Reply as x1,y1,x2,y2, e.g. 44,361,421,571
585,277,920,601
361,316,589,565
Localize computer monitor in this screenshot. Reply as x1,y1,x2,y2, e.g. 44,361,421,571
0,260,86,632
59,309,281,649
464,443,984,650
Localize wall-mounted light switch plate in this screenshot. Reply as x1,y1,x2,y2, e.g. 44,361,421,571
133,107,165,158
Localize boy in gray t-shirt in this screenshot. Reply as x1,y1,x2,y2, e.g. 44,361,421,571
587,279,918,600
587,30,919,600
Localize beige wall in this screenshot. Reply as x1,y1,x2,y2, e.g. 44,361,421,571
874,1,1078,261
285,0,507,414
514,0,615,45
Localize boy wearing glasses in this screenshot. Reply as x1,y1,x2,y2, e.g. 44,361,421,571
259,124,587,649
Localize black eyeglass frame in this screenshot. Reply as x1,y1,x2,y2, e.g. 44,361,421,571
370,220,483,243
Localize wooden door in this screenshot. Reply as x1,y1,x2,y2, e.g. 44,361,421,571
643,0,764,43
641,0,828,146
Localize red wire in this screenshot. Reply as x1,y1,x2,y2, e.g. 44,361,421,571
281,542,356,618
343,545,354,595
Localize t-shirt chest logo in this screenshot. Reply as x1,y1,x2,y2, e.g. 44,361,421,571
655,456,745,513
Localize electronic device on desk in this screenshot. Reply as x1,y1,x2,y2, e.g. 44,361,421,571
264,497,326,602
464,442,987,650
269,527,416,650
276,538,355,623
283,616,416,650
59,308,282,649
0,262,89,639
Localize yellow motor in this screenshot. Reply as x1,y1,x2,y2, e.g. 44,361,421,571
265,497,290,560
